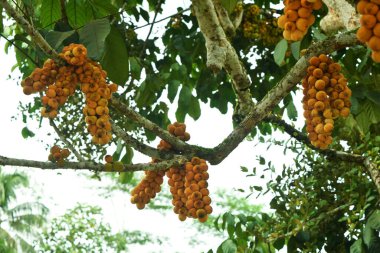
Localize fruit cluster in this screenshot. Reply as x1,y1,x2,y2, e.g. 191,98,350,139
48,145,70,165
242,4,282,46
356,0,380,62
131,168,166,210
129,122,212,222
21,43,118,145
167,158,212,222
278,0,323,41
302,54,351,149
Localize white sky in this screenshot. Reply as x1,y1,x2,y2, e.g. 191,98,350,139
0,1,301,252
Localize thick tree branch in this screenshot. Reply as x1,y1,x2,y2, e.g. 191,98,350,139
192,0,254,117
0,0,61,61
0,155,188,172
320,0,360,34
211,32,359,164
212,0,235,37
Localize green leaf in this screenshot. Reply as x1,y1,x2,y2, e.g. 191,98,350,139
274,39,288,66
188,96,201,120
139,8,150,22
112,139,123,161
78,18,111,60
129,57,142,79
168,80,180,103
66,0,91,28
350,239,364,253
0,6,3,33
273,238,285,250
101,26,129,85
41,0,61,29
240,166,248,172
290,41,301,60
21,127,35,139
217,239,237,253
45,31,75,50
286,99,297,120
220,0,238,14
175,86,192,122
356,100,380,134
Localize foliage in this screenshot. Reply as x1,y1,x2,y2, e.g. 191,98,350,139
36,204,162,253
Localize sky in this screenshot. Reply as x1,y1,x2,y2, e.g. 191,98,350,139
0,1,299,252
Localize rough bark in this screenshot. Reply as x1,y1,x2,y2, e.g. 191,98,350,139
320,0,360,33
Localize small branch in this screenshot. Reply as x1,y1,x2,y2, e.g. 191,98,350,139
49,119,85,162
134,8,190,30
0,155,188,172
111,121,175,160
0,0,61,61
0,33,38,66
109,97,205,153
364,157,380,195
139,0,162,59
265,115,365,163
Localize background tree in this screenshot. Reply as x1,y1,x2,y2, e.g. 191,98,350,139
0,168,48,253
36,204,163,253
0,0,379,252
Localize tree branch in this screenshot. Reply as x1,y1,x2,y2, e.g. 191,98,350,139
192,0,254,117
109,97,211,155
212,0,235,37
210,32,360,164
0,155,188,172
320,0,360,34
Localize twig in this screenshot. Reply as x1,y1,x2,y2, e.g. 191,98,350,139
134,7,190,30
49,119,85,162
0,33,38,66
139,0,162,59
